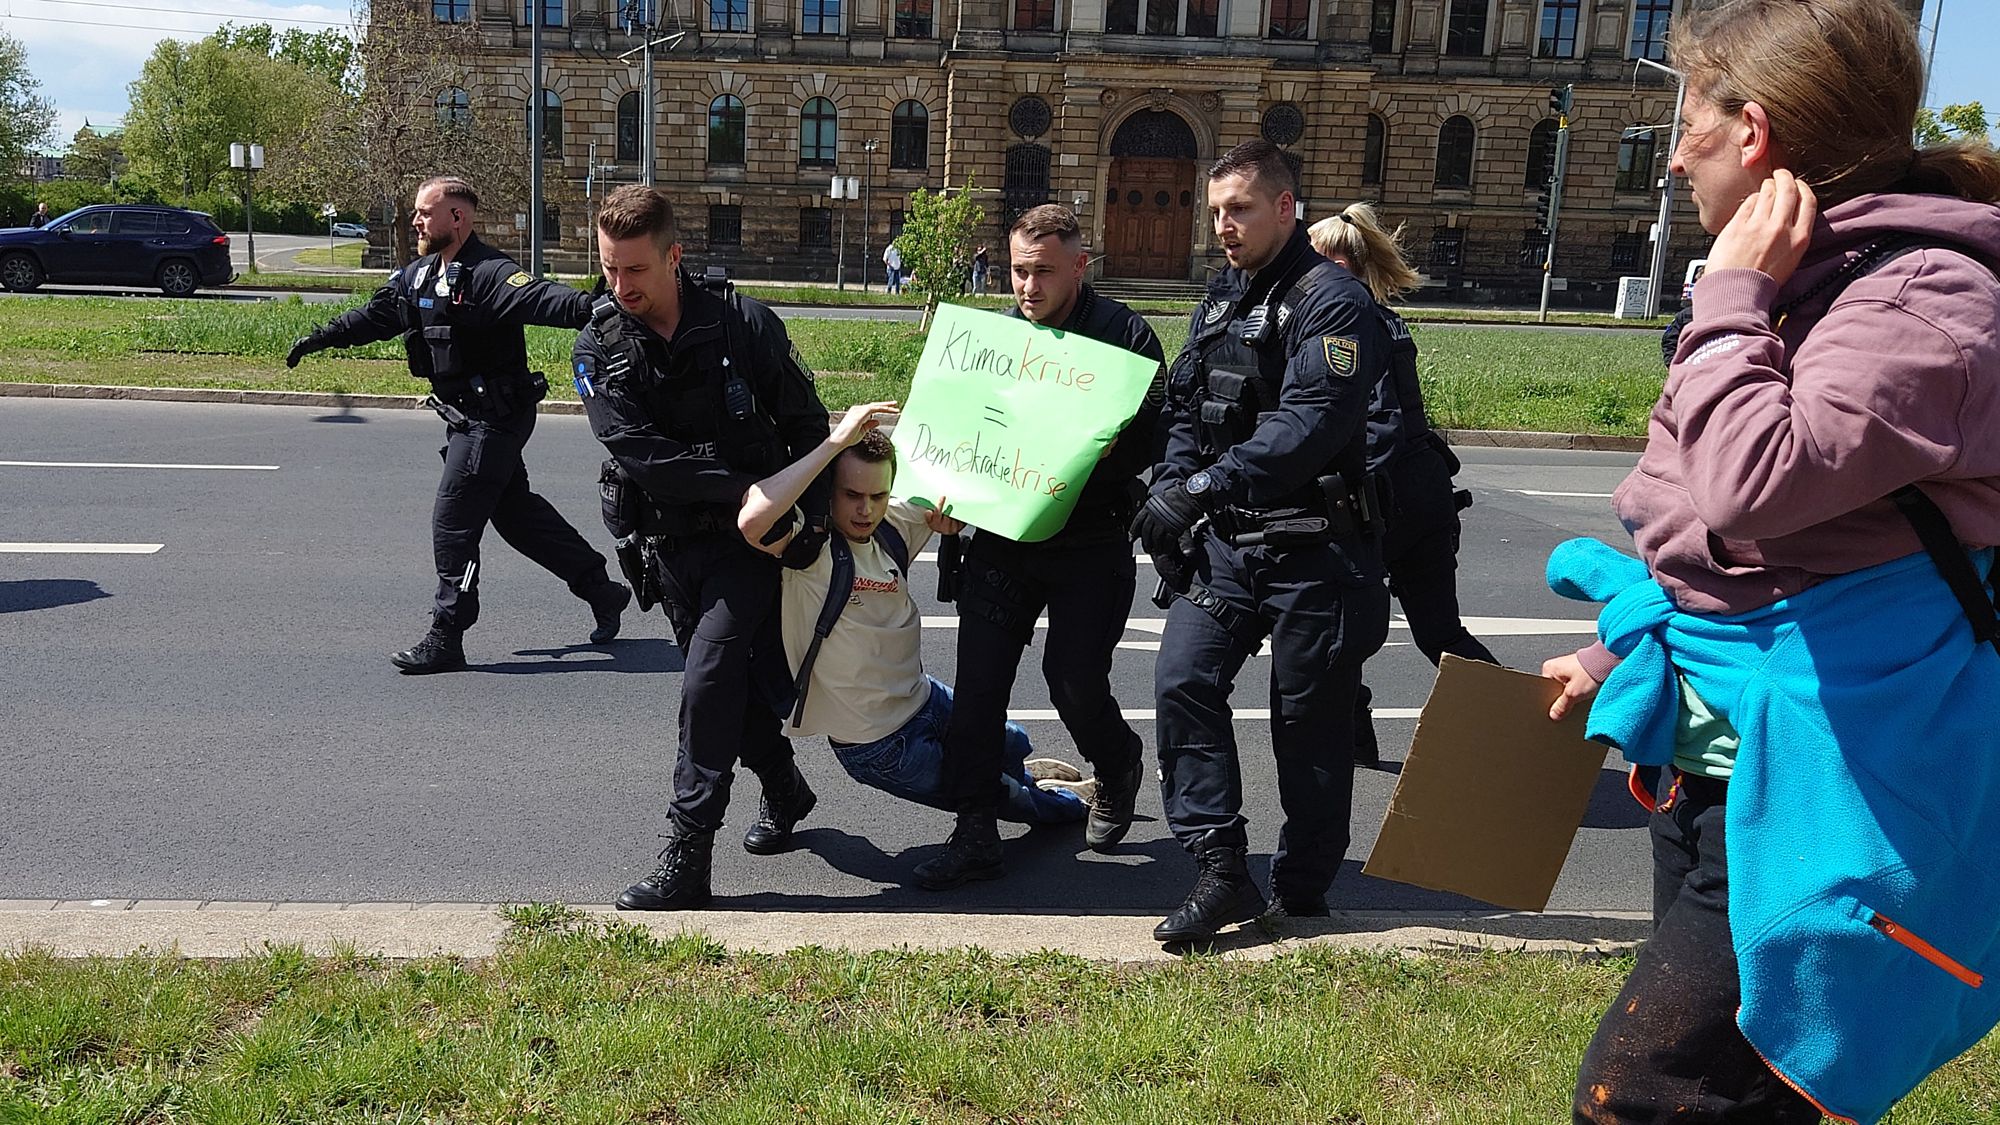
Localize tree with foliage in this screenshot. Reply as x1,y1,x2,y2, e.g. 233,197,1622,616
0,32,57,180
65,125,125,185
123,36,341,205
894,181,985,330
213,22,358,93
1915,102,1990,146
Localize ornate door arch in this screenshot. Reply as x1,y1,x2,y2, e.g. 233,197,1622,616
1104,109,1199,279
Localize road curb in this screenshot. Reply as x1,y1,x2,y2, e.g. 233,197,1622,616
0,902,1649,963
3,383,1648,448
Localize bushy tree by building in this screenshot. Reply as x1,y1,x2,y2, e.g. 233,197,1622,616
65,125,125,185
0,32,57,181
1916,102,1990,146
895,181,985,330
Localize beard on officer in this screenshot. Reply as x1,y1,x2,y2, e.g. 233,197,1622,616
1131,140,1393,944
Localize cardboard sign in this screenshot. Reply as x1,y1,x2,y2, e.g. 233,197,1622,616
891,303,1160,542
1363,654,1610,912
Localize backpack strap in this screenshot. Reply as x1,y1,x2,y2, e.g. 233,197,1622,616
1891,485,2000,657
786,522,912,727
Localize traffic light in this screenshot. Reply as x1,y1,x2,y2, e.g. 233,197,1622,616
1534,186,1555,229
1549,84,1574,117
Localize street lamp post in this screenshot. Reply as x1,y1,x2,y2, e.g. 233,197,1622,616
529,0,544,276
831,174,859,288
1634,57,1686,319
861,137,878,292
229,142,264,275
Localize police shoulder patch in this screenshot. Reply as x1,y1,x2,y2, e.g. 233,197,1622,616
1323,335,1360,378
505,270,533,288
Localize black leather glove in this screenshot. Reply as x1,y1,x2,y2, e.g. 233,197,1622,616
1152,548,1194,604
285,336,318,369
1130,482,1207,560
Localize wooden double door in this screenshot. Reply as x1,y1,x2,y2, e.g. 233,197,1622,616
1103,156,1197,279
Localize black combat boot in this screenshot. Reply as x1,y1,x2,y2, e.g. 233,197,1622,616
912,812,1005,890
587,581,631,644
616,827,714,911
743,765,817,855
1264,894,1331,920
390,624,466,674
1153,834,1267,943
1085,754,1145,852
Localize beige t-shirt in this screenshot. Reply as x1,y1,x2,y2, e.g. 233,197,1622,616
781,501,937,744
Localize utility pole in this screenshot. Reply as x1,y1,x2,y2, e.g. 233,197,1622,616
529,0,544,276
1635,58,1686,319
861,138,878,292
1538,84,1572,324
618,16,684,190
229,142,263,275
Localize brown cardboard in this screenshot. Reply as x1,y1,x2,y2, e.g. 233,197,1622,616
1362,654,1611,912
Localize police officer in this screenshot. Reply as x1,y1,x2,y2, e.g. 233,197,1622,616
1131,141,1393,943
577,185,831,911
288,176,629,673
916,204,1166,890
1308,204,1497,767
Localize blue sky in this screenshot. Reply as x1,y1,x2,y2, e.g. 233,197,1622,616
1,0,1991,147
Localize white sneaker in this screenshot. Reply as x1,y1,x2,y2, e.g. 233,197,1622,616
1036,777,1099,803
1025,757,1084,783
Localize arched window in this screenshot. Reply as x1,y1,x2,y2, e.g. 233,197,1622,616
1003,143,1051,222
435,87,470,129
1617,128,1658,192
1434,115,1475,189
800,96,837,167
708,94,745,165
526,89,561,157
1525,118,1557,189
890,101,928,170
1362,114,1386,186
617,91,641,162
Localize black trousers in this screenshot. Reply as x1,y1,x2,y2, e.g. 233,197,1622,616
1356,516,1497,720
1572,771,1821,1124
1154,533,1389,900
654,534,796,834
431,406,608,632
943,529,1142,814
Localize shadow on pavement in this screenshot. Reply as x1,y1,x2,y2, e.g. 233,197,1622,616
472,639,684,675
0,578,110,614
314,396,368,424
1582,766,1650,830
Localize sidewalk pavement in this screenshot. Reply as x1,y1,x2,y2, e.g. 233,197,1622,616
0,901,1649,963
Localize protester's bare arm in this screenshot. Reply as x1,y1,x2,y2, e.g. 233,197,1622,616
1541,652,1601,722
738,401,899,549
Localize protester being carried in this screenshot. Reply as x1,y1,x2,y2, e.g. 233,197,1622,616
739,401,1091,828
1308,204,1495,767
1539,2,2000,1121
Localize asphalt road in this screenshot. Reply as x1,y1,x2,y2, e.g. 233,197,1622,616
0,398,1648,915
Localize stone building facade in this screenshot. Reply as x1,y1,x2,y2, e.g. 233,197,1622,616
428,0,1920,304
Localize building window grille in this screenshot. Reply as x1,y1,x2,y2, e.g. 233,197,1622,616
709,205,742,246
800,207,832,248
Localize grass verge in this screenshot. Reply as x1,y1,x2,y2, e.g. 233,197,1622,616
0,296,1666,435
5,917,1992,1123
285,244,368,269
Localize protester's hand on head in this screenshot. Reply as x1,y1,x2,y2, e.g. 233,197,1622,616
1541,652,1602,722
832,401,899,448
1705,169,1817,287
923,495,965,536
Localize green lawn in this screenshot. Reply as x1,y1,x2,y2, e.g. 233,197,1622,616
3,916,1994,1124
0,296,1667,436
285,243,369,269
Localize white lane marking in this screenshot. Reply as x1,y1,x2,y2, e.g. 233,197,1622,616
1009,708,1423,721
0,460,280,471
0,542,164,554
1508,489,1614,498
917,551,1151,564
922,614,1595,636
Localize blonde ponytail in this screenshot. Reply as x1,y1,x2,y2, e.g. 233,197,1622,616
1307,202,1422,304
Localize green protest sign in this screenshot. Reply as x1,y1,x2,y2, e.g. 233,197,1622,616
892,303,1160,542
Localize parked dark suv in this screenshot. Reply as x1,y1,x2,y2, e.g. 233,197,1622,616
0,205,234,297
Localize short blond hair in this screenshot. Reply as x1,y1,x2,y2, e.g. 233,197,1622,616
597,184,679,254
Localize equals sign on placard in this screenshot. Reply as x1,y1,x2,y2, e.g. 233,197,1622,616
983,406,1008,428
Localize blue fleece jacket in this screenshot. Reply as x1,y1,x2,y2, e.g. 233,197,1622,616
1548,537,2000,1125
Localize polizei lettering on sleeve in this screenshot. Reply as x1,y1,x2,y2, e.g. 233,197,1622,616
937,325,1097,391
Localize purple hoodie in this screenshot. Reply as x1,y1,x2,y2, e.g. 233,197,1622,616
1574,192,2000,679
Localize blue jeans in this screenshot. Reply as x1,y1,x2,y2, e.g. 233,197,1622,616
832,677,1085,824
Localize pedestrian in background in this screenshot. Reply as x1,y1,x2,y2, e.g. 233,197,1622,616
883,241,904,294
1309,203,1495,767
1541,1,2000,1120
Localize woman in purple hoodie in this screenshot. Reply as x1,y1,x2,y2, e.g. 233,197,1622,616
1541,1,2000,1122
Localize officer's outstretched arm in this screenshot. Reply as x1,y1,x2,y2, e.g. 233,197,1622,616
1200,293,1375,509
573,332,762,507
479,262,594,329
301,279,410,354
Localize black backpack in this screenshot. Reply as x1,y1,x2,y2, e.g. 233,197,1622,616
789,522,911,726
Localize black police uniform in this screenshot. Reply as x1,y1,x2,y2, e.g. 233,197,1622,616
574,274,830,908
940,284,1166,850
293,233,623,666
1352,303,1496,763
1139,226,1392,939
